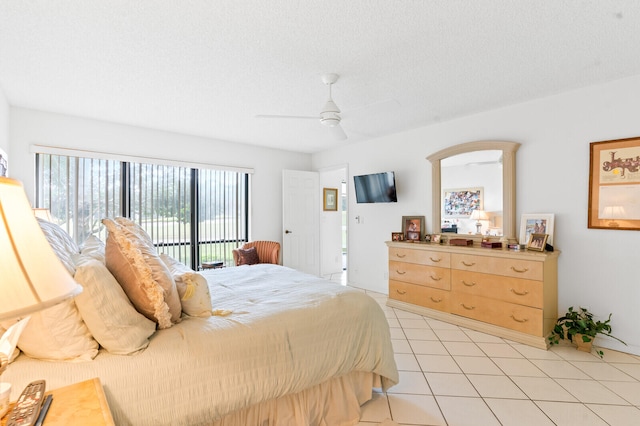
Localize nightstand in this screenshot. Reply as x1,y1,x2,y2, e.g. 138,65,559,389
1,378,114,426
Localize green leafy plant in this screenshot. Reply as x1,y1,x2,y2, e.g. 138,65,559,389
548,306,626,358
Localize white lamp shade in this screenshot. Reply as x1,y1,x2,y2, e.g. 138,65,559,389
470,209,489,221
0,177,82,321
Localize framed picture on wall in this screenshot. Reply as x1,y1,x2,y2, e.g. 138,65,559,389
443,187,483,217
323,188,338,211
402,216,425,241
589,136,640,230
519,214,555,245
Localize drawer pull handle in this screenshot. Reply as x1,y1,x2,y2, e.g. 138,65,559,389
396,289,407,295
395,253,406,258
429,257,442,262
462,280,476,287
511,266,529,273
460,303,475,310
430,275,442,281
430,297,442,303
462,261,476,267
396,270,406,275
510,288,529,296
510,314,529,323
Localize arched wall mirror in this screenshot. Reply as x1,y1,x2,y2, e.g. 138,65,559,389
427,140,520,242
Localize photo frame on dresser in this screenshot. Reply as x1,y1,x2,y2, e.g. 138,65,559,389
402,216,425,241
527,233,548,252
519,213,554,245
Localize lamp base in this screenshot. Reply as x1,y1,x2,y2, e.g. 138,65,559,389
475,222,482,234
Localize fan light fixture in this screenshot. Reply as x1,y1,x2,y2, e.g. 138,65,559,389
320,74,341,128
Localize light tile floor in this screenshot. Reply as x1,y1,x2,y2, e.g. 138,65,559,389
337,284,640,426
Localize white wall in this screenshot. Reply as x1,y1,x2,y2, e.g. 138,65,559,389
8,107,312,244
313,74,640,355
0,87,8,157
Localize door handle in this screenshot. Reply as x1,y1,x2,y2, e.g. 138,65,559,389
285,230,292,234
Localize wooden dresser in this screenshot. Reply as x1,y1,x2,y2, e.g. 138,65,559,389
387,241,559,349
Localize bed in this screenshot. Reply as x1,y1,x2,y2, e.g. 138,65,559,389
2,218,398,425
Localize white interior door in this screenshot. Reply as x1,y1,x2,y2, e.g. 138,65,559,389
282,170,320,276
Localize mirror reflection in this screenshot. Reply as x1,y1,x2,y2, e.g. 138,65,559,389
427,140,520,243
441,150,503,236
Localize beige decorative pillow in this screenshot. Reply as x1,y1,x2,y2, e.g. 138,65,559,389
17,300,98,362
114,217,154,246
237,246,259,265
74,259,157,355
160,254,213,318
102,218,181,329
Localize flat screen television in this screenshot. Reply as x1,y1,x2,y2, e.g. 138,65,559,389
353,171,397,203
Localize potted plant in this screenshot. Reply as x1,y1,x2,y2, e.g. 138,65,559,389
548,306,626,358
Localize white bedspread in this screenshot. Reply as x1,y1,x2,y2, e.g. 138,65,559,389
5,264,398,425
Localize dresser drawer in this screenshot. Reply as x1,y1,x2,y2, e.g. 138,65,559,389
451,253,543,281
389,260,451,290
451,270,543,308
389,247,450,268
389,280,450,312
451,292,543,336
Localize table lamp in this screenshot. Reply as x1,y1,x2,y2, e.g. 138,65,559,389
470,209,489,234
32,208,53,222
0,177,83,377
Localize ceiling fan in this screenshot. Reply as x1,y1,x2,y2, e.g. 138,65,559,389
256,73,348,140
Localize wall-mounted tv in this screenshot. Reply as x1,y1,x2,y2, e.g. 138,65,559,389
354,171,397,203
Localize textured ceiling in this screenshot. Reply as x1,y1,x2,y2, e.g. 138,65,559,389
1,1,640,154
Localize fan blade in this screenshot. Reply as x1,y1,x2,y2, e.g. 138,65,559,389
329,124,347,140
255,114,317,120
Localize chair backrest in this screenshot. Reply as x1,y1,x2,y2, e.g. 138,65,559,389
232,241,281,266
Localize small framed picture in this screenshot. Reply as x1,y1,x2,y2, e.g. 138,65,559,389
527,233,548,252
323,188,338,211
402,215,425,241
391,232,404,241
519,214,555,245
432,234,441,244
424,234,431,242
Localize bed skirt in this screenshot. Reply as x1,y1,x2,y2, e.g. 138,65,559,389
214,371,379,426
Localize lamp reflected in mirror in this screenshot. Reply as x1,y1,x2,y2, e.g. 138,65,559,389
470,209,489,234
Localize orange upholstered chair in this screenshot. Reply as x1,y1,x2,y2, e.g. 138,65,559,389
232,241,281,266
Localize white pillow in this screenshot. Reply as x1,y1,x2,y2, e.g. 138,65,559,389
74,234,106,265
74,259,157,355
160,254,213,318
0,320,28,363
37,218,80,275
17,300,98,362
